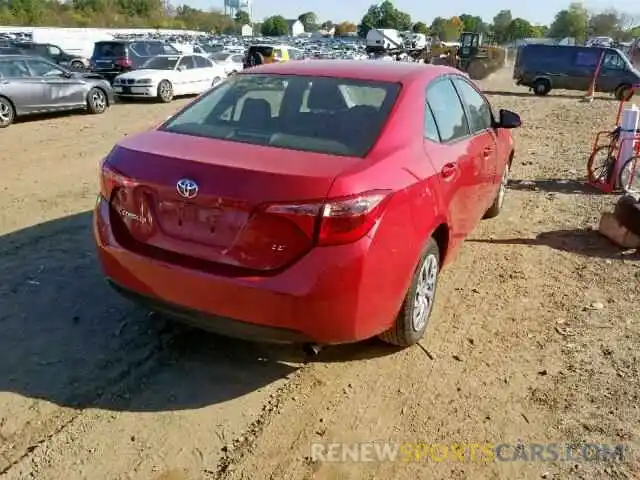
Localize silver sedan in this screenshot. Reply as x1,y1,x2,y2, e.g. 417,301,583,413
0,54,115,128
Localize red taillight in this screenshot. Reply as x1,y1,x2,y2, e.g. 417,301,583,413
100,161,132,200
116,57,132,68
261,191,390,247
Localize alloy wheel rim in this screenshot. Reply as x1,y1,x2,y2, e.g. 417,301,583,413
160,83,171,99
92,91,105,111
0,102,10,123
412,254,438,332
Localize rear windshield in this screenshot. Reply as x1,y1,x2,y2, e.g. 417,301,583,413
93,41,126,58
160,74,401,157
249,46,274,57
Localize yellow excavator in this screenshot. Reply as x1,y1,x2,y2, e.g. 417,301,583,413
456,32,507,79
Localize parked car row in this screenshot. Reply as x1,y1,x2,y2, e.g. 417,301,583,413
1,38,89,69
0,50,227,127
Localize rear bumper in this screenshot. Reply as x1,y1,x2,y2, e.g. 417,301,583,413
107,279,313,343
93,196,411,344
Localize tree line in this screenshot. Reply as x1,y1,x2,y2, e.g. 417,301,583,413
0,0,638,43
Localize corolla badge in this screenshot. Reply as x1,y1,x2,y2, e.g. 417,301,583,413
176,178,199,199
119,209,147,223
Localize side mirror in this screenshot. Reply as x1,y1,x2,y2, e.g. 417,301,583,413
177,65,185,71
496,109,521,129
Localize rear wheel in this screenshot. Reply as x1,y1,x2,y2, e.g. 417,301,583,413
87,88,107,114
157,80,173,103
0,96,15,128
379,238,440,347
70,60,85,71
533,78,551,96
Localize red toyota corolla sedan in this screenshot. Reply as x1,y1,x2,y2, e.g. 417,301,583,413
94,60,520,347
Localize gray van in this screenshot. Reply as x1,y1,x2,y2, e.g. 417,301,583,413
513,44,640,99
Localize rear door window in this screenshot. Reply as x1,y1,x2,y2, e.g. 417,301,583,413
177,56,196,70
194,55,212,68
575,50,601,67
0,60,31,78
426,78,469,142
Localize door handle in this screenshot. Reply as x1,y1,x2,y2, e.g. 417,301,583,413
441,162,458,180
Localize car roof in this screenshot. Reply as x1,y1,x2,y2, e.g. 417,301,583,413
247,60,456,84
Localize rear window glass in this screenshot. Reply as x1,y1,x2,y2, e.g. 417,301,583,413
93,42,125,57
249,46,274,57
161,74,401,157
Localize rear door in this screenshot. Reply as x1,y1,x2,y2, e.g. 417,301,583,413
451,76,498,205
570,48,602,91
422,76,479,242
0,58,47,112
175,55,197,94
193,55,215,91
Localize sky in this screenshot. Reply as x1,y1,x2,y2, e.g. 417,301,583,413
178,0,640,26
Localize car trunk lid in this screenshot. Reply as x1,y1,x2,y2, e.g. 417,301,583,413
105,130,359,271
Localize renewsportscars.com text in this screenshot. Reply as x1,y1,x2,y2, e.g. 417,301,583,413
310,442,627,463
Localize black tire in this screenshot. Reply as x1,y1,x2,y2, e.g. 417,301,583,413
533,78,551,96
86,88,108,114
615,84,633,101
70,60,84,71
0,96,15,128
379,238,440,347
484,162,510,219
157,80,173,103
614,195,640,236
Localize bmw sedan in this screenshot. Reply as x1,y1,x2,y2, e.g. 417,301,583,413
0,54,114,127
94,60,520,347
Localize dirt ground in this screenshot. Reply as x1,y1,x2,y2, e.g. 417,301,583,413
0,68,639,480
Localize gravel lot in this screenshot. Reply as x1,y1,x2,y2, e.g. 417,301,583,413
0,67,638,480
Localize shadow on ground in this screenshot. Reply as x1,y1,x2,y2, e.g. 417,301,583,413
469,228,639,259
508,178,610,195
0,212,396,412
